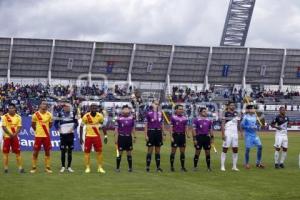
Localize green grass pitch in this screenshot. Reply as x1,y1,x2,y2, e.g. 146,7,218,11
0,132,299,200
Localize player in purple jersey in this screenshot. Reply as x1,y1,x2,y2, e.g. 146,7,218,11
145,100,166,172
192,107,214,171
169,104,189,172
114,105,136,172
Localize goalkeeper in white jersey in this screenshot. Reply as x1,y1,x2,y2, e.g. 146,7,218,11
271,106,290,169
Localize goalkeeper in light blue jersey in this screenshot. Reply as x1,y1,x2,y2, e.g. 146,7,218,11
241,105,265,169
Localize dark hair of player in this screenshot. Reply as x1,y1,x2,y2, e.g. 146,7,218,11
174,104,183,110
199,107,206,113
40,99,47,103
122,105,130,109
227,100,235,106
246,104,254,109
279,106,285,110
8,103,16,108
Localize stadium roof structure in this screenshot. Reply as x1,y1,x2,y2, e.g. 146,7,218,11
0,37,299,92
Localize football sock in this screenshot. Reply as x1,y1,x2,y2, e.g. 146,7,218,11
256,145,262,164
280,151,287,164
155,153,160,168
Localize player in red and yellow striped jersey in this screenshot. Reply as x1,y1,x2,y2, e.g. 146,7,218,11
1,103,24,173
30,100,53,173
80,104,107,174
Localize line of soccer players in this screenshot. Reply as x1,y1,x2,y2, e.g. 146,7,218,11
1,100,291,173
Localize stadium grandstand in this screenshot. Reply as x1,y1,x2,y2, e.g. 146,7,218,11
1,1,300,200
0,37,300,131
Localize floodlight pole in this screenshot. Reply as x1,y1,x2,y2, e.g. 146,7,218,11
242,48,250,93
88,42,96,87
127,43,136,91
165,45,175,96
7,38,13,83
203,47,212,91
47,39,55,85
279,49,286,91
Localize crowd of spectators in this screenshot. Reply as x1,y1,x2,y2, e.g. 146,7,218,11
171,85,300,104
1,82,300,119
171,86,213,103
0,82,133,116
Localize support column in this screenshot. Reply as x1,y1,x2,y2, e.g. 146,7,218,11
48,39,55,85
203,47,212,91
88,42,96,87
279,49,287,91
127,43,136,89
165,45,175,95
242,48,250,93
7,38,13,83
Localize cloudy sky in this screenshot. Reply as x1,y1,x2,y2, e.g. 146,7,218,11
0,0,300,48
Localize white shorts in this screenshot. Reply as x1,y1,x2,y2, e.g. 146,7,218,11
222,132,238,148
274,134,288,149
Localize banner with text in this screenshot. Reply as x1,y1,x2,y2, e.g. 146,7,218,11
19,117,81,151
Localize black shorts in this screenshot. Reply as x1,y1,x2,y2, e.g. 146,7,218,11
147,129,163,147
171,133,186,148
194,135,211,150
60,133,74,150
118,135,133,151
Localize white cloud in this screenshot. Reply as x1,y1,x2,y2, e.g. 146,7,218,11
0,0,300,48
